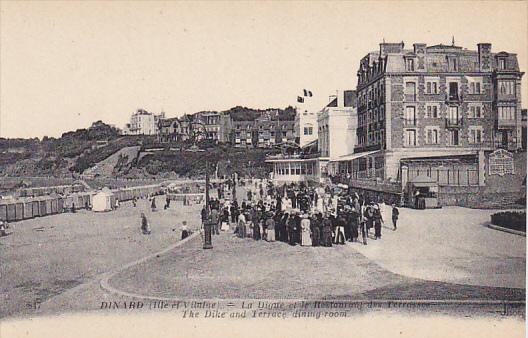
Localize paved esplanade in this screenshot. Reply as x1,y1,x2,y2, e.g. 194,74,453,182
106,229,523,302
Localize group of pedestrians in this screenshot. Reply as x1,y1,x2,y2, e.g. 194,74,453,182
203,180,400,247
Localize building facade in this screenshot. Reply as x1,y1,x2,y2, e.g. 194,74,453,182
231,113,296,148
295,95,319,147
194,112,221,141
349,42,523,182
318,90,358,175
123,109,164,135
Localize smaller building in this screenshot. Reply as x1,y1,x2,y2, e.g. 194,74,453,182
295,92,319,147
122,109,164,135
318,90,358,176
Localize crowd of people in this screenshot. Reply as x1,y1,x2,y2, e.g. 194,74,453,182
203,180,400,246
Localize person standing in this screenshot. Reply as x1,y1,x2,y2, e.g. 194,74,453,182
310,213,321,247
265,213,275,242
373,204,383,240
288,212,297,246
210,207,220,235
150,196,157,212
237,212,247,238
300,214,312,246
321,213,333,247
140,213,151,235
334,213,346,245
392,204,399,230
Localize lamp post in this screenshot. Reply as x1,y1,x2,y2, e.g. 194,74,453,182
203,160,213,249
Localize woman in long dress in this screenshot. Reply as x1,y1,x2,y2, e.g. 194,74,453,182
265,214,275,242
300,214,312,246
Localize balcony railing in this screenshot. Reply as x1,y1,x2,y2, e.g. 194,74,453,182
445,118,463,129
445,93,463,103
403,118,417,127
497,118,516,129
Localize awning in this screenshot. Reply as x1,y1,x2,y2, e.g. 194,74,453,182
333,150,380,162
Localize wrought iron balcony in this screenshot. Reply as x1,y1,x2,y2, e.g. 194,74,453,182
497,118,516,129
403,118,417,127
445,117,462,129
445,93,463,103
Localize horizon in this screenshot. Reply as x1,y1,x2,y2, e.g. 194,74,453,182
1,1,527,138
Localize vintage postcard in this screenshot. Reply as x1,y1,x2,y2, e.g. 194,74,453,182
0,1,526,337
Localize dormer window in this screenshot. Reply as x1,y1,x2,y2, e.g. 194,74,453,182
406,58,415,71
449,58,458,71
499,58,506,70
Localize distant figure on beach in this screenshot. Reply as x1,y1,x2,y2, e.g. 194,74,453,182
141,213,151,235
150,196,157,212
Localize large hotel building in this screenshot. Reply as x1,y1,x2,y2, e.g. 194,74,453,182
342,41,524,202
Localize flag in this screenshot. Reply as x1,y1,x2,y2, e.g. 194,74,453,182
308,90,313,97
303,89,308,96
297,96,304,103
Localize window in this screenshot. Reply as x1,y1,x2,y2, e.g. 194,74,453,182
380,129,385,145
468,127,483,144
425,80,439,94
499,58,506,70
469,104,482,118
449,58,458,71
499,80,515,95
448,130,460,146
426,105,439,118
468,80,482,94
426,127,439,144
448,106,459,122
405,82,416,101
379,106,385,120
406,58,415,71
498,106,516,120
303,126,313,135
448,82,459,100
404,129,417,147
405,106,416,124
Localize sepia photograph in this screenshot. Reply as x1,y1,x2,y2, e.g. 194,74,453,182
0,1,526,337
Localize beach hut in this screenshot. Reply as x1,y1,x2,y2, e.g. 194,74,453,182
92,188,114,212
0,202,8,221
23,199,34,219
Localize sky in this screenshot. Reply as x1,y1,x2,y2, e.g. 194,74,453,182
1,1,527,138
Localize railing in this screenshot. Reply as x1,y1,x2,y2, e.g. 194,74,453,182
445,93,463,103
497,118,516,129
403,118,417,127
445,117,463,129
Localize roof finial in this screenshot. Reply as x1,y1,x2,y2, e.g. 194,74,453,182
383,37,385,43
452,36,455,46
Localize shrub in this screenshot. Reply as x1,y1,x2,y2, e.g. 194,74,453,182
490,212,526,232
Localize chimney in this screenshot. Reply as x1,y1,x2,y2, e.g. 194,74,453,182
413,43,427,54
477,43,492,72
379,41,404,55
